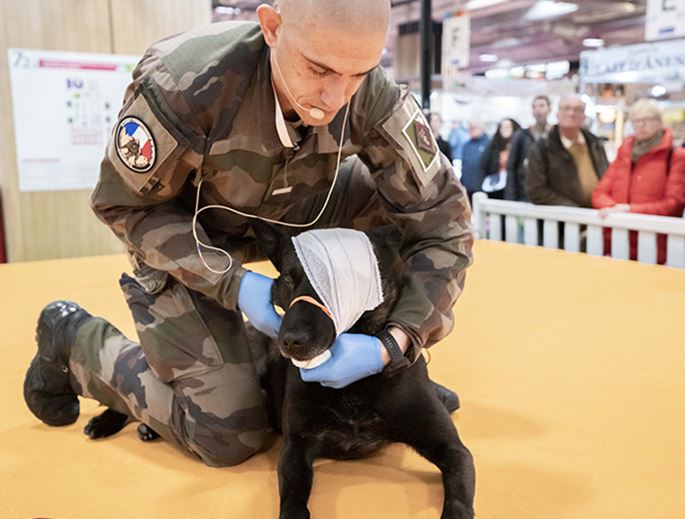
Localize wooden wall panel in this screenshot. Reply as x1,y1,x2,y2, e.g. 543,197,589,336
0,0,117,262
0,0,211,262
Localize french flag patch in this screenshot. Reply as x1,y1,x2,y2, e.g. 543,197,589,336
115,117,156,173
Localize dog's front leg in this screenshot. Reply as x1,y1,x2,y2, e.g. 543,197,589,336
278,434,317,519
382,394,475,519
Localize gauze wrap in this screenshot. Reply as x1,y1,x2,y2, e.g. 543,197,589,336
291,228,384,338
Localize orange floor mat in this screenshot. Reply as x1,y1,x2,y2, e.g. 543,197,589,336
2,241,684,518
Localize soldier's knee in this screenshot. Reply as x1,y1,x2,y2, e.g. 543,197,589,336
192,424,268,468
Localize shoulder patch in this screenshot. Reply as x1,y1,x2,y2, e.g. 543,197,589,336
106,92,186,195
379,93,441,188
405,115,437,160
115,117,156,173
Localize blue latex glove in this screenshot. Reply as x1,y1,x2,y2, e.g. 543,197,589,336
299,333,384,388
237,271,282,338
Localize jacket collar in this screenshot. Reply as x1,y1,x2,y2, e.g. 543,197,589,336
550,125,598,149
626,127,673,154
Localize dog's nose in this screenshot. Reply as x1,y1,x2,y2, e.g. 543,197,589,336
281,335,303,354
280,328,307,352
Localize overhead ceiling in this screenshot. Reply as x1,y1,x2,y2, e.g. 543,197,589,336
212,0,649,75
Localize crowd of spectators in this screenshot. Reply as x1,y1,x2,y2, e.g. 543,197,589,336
432,94,685,264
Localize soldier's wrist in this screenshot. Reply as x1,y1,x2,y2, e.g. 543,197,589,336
379,326,410,366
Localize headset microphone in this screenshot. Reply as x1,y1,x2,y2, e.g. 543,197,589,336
308,107,325,120
272,55,326,121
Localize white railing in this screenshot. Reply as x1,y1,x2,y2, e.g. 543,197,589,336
471,192,685,268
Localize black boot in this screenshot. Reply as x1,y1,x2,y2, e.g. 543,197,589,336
23,301,91,426
432,381,460,414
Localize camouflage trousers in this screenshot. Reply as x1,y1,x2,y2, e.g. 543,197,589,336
67,157,387,467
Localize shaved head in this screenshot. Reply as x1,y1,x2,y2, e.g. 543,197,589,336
258,0,389,125
277,0,391,36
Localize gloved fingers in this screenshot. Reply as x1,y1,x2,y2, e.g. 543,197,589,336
299,361,336,382
251,307,282,338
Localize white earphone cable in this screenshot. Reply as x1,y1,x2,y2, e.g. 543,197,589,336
192,102,351,274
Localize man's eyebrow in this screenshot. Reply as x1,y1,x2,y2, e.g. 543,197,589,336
303,55,378,77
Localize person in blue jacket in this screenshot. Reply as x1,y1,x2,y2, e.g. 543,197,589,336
460,120,490,203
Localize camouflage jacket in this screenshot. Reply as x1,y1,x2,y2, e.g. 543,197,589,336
91,22,473,354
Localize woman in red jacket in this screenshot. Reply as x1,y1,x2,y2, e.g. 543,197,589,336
592,99,685,264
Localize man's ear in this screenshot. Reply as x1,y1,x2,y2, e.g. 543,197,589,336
256,4,282,48
251,220,288,272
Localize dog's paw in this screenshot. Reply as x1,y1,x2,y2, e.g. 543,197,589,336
279,509,310,519
137,423,161,442
83,408,130,439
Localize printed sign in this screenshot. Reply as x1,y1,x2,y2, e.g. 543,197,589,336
442,12,470,80
8,48,139,192
646,0,685,41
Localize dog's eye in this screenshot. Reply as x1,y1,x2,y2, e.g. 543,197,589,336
282,274,295,288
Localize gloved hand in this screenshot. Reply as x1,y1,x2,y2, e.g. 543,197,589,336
237,271,282,338
299,333,384,389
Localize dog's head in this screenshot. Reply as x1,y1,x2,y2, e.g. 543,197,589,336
252,221,404,364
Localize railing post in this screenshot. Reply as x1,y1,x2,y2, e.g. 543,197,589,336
470,198,685,268
472,192,487,239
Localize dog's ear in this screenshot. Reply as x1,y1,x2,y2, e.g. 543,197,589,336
251,220,289,272
366,224,404,255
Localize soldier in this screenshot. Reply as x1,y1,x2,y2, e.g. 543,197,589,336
23,0,473,467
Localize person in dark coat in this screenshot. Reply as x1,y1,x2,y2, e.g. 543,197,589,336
459,120,490,203
479,118,521,200
526,94,609,207
505,95,551,202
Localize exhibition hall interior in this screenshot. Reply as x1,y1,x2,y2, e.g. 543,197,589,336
0,1,683,518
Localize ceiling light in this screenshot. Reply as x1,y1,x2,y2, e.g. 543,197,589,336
582,38,605,47
527,63,548,73
215,6,241,15
466,0,507,10
491,37,523,49
651,85,667,97
479,54,499,62
525,1,579,21
510,66,525,78
485,68,510,79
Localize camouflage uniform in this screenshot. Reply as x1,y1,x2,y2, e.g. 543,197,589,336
72,21,473,467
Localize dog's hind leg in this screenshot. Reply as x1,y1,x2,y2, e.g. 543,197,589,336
137,423,160,441
278,435,317,519
83,408,131,439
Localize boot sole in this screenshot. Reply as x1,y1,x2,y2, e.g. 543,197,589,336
24,358,80,426
23,307,81,426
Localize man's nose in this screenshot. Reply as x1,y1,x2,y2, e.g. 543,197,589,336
320,77,348,111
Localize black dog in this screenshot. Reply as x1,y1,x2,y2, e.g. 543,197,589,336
248,221,475,519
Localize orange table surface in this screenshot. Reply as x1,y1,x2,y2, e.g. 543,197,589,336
1,240,684,519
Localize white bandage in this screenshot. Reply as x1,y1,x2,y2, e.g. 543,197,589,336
291,228,384,337
290,350,332,369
